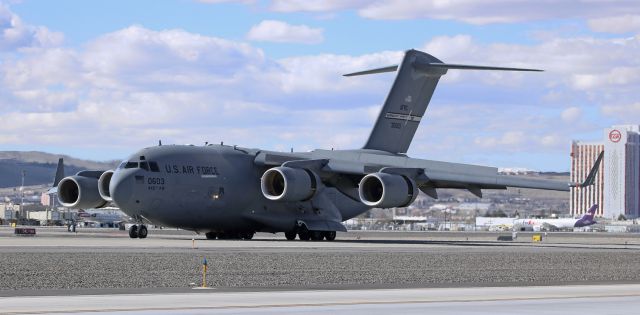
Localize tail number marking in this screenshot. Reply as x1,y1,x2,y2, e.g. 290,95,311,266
147,177,165,191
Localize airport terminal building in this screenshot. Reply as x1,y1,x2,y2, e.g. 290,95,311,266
570,125,640,219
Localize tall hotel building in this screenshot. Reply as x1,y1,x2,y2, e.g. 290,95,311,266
570,141,604,216
570,125,640,218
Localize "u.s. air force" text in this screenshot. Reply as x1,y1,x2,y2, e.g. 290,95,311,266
164,164,219,175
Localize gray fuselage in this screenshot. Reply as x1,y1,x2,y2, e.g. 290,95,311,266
108,144,368,233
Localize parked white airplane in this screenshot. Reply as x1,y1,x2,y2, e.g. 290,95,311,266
76,207,129,227
513,204,598,231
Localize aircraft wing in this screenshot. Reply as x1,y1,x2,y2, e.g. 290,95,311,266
254,149,602,199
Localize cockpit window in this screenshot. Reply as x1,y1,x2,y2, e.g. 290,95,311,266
149,162,160,172
119,160,160,172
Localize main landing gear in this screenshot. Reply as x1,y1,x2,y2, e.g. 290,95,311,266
128,224,148,239
286,226,336,241
205,231,255,240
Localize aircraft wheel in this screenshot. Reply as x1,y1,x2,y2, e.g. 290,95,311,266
323,231,336,241
242,232,254,240
298,228,310,241
205,232,217,240
138,225,148,239
284,231,297,240
128,225,139,238
310,230,323,241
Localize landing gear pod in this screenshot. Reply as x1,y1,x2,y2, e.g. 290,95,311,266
98,170,114,202
261,167,320,202
58,175,108,209
358,173,418,208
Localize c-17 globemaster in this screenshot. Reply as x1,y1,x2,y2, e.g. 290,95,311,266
52,49,602,240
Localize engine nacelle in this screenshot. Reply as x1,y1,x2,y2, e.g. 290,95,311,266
358,173,418,208
57,174,108,209
98,170,114,202
261,167,320,202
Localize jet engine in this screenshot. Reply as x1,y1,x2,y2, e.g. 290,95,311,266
261,167,320,202
57,171,108,209
98,170,114,201
358,173,418,208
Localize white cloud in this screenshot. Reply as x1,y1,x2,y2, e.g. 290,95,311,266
269,0,367,12
0,3,63,51
2,4,639,170
246,20,324,44
0,20,389,156
416,34,640,97
264,0,640,26
561,107,583,123
588,15,640,34
276,50,401,92
474,131,525,148
197,0,256,3
601,102,640,121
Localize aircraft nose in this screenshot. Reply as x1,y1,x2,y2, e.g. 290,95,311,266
110,170,135,209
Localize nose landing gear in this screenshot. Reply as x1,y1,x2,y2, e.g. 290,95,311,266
128,224,148,239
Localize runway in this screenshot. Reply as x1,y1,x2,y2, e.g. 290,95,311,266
2,227,640,314
3,284,640,314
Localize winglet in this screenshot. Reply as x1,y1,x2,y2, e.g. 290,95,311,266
570,151,604,188
46,158,65,195
53,158,64,187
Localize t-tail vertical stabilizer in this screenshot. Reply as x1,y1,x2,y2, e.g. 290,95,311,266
344,49,542,154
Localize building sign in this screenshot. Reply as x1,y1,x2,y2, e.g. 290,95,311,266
609,129,621,143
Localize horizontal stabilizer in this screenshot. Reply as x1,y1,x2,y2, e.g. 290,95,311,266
343,65,398,77
414,62,542,72
344,62,542,77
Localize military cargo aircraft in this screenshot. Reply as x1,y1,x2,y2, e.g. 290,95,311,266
53,49,602,240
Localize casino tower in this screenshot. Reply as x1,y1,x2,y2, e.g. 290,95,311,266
570,125,640,219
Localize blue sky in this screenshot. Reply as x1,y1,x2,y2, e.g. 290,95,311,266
1,0,639,171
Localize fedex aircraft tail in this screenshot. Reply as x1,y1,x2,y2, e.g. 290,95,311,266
583,204,598,219
575,204,598,227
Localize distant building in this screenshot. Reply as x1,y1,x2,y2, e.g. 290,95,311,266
40,193,51,207
570,141,604,216
570,125,640,219
603,125,640,219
